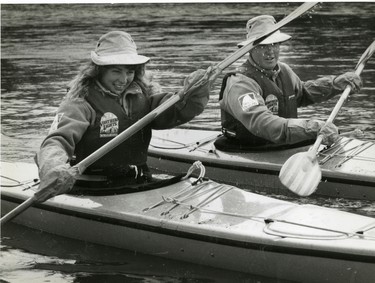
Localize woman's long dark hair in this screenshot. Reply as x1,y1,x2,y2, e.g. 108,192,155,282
65,62,160,100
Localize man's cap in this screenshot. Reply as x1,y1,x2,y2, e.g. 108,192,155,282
238,15,291,48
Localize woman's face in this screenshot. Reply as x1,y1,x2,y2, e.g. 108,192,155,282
250,43,280,70
99,65,135,95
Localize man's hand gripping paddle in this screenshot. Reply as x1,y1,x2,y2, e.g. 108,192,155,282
279,40,375,197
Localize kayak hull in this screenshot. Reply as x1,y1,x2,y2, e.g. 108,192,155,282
2,199,375,283
148,129,375,200
1,161,375,282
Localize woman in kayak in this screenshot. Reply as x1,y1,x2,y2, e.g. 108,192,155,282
218,15,362,149
35,31,212,199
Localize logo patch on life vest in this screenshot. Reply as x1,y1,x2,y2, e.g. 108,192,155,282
100,112,119,138
49,113,64,133
265,94,279,115
238,92,259,112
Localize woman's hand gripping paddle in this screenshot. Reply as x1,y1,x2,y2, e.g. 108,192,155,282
279,40,375,197
0,2,318,227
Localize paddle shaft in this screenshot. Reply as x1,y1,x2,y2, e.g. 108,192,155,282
0,2,317,226
280,40,375,197
0,196,36,227
311,53,369,152
76,2,317,174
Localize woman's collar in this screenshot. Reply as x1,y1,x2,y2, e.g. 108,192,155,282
95,80,119,97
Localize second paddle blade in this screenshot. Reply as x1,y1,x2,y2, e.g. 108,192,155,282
279,151,322,196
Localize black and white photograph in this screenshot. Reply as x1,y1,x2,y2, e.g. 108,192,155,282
1,1,375,282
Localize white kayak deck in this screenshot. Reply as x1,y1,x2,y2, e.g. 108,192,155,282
1,161,375,282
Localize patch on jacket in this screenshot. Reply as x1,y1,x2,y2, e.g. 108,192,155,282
265,94,279,114
100,112,119,138
238,92,259,112
49,113,64,133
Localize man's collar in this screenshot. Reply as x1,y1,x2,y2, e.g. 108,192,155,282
247,56,280,81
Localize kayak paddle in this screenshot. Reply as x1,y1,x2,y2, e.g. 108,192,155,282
279,40,375,197
1,2,318,227
71,2,319,175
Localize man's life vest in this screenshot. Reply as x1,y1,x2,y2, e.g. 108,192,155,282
219,61,298,146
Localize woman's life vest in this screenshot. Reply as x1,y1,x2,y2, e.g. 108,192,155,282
73,84,152,177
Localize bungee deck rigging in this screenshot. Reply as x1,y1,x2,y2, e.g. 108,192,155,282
319,138,375,166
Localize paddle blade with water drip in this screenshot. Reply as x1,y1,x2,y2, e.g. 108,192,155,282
279,151,322,196
279,40,375,197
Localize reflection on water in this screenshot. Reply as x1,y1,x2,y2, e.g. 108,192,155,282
1,3,375,282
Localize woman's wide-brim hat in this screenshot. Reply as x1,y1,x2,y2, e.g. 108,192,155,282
91,31,150,65
238,15,291,48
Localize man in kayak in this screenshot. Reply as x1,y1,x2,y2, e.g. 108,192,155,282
35,31,213,201
218,15,362,149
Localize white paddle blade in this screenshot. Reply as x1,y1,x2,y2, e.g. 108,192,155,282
279,152,322,196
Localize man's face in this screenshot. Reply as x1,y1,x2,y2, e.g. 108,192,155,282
250,43,280,70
